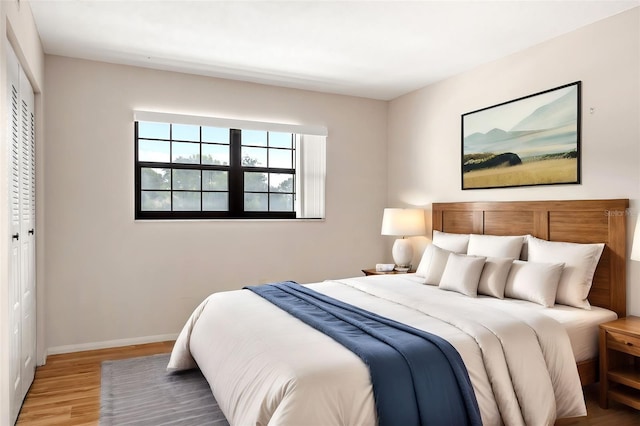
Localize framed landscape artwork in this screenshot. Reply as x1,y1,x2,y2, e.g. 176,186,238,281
461,81,581,190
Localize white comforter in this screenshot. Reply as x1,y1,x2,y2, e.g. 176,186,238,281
168,275,587,426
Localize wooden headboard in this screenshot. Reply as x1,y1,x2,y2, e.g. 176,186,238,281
432,199,629,317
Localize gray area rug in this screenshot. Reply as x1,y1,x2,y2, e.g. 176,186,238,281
100,353,229,425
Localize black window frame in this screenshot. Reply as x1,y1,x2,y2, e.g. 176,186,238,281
135,122,296,220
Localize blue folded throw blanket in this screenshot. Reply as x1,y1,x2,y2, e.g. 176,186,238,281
245,281,482,426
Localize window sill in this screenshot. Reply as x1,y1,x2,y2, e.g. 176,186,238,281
133,218,325,223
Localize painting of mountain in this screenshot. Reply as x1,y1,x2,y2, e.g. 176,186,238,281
462,81,581,189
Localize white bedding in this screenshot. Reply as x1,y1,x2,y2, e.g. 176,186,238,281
400,274,618,362
169,275,591,426
540,303,617,361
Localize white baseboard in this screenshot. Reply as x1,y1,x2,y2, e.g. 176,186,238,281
46,333,178,356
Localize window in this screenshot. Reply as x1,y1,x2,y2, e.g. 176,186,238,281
134,112,326,220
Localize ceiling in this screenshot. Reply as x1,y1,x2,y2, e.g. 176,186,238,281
29,0,639,100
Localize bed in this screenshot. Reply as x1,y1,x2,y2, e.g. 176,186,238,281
432,199,628,387
169,199,629,425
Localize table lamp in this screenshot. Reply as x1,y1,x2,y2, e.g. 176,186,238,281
381,208,426,271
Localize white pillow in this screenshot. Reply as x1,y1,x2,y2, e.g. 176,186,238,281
439,253,486,297
432,230,470,253
504,260,565,307
477,257,514,299
527,236,604,309
467,234,525,259
415,244,454,285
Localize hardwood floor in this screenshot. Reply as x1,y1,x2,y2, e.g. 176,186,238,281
15,341,640,425
16,341,174,425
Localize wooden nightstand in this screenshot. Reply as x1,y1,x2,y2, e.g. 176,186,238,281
362,268,415,276
599,316,640,410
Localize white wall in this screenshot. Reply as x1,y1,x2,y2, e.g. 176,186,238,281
0,0,45,423
388,8,640,314
43,56,388,352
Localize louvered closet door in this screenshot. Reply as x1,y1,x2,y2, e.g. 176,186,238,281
19,61,36,401
6,41,36,426
7,42,23,426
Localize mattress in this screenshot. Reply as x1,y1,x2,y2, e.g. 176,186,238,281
544,305,617,361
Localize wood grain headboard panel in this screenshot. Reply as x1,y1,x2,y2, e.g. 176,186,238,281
432,199,629,317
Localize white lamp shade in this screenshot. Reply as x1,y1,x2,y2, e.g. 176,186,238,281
631,215,640,261
381,208,426,237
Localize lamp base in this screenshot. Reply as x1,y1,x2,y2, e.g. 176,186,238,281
391,238,413,269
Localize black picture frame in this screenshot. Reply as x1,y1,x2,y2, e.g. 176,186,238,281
461,81,581,190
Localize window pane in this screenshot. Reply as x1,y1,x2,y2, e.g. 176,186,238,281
139,140,170,162
141,191,171,211
245,172,267,192
244,193,268,211
172,124,200,141
270,194,294,212
138,122,170,140
203,170,228,191
242,129,267,146
203,192,228,211
202,144,229,165
173,169,201,190
141,168,170,190
269,132,292,148
242,147,267,167
173,192,201,211
270,173,293,192
172,142,200,164
269,148,293,169
202,127,229,144
136,119,323,219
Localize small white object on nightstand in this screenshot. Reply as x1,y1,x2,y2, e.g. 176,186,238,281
376,263,395,272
